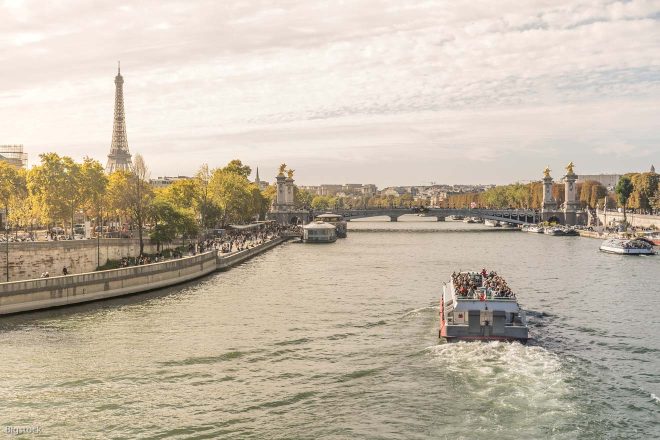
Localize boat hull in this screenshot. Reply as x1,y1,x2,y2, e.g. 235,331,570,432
440,286,529,343
599,246,655,255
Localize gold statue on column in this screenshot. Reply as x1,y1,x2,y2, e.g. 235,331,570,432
565,161,575,175
278,163,287,176
286,169,295,178
543,166,551,178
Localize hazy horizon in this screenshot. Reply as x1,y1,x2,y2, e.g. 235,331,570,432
1,0,659,187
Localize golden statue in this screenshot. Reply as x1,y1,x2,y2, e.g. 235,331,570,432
565,161,575,175
543,166,551,178
278,163,287,176
286,169,295,178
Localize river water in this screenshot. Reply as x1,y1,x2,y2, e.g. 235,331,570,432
1,219,658,439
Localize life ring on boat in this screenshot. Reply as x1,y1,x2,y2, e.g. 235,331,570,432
479,293,486,301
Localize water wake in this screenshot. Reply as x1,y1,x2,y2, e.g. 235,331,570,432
426,342,574,426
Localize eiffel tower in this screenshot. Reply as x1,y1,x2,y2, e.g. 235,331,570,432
105,62,133,173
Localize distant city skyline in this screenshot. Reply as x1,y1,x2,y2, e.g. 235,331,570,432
1,0,659,186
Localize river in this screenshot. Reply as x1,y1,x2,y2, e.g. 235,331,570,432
1,218,658,439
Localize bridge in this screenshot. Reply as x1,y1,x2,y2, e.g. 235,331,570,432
331,208,539,225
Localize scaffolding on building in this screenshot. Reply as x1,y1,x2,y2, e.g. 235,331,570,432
0,145,28,168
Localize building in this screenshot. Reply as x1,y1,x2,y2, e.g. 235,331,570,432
106,62,133,173
253,167,269,190
577,174,622,191
318,184,343,196
360,184,378,196
150,176,190,189
0,145,28,168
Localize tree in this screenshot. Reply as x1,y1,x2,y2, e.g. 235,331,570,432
149,198,198,250
222,159,252,179
0,162,25,281
28,153,84,236
0,162,24,227
106,156,153,253
295,187,314,210
311,195,331,211
195,164,212,230
80,157,108,236
131,154,151,254
615,175,634,225
208,169,254,226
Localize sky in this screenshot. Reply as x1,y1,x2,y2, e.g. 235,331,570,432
1,0,659,187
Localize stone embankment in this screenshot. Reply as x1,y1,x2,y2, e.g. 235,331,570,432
0,238,179,282
0,237,287,316
597,211,660,228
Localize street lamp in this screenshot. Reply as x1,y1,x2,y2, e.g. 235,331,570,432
5,211,8,282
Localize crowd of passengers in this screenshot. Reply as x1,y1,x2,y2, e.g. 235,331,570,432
451,269,515,298
620,239,653,249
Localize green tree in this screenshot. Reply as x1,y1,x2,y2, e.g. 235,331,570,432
208,169,254,226
311,195,331,211
615,175,634,225
28,153,84,236
80,157,108,236
222,159,252,178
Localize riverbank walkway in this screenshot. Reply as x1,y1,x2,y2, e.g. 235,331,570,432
0,235,292,316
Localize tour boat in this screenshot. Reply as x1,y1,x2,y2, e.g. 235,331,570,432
302,221,337,243
463,217,477,224
314,213,347,238
484,219,501,227
525,225,544,233
448,215,464,221
599,238,656,255
440,270,529,342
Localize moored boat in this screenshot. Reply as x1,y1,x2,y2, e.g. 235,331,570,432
440,270,529,342
448,215,464,221
484,219,501,227
302,221,337,243
314,213,347,238
544,227,565,236
599,238,656,255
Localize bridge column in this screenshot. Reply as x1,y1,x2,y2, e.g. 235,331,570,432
436,216,445,222
389,215,398,222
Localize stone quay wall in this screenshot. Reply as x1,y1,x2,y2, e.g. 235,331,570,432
597,212,660,228
0,237,287,316
0,239,179,282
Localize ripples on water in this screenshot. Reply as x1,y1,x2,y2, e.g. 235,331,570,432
0,219,658,439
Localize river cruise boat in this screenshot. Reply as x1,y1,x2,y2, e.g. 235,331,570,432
463,217,477,224
440,270,529,342
484,219,501,227
599,238,656,255
448,215,464,221
302,221,337,243
314,213,347,238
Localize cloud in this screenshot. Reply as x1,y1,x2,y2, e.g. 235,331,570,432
0,0,658,185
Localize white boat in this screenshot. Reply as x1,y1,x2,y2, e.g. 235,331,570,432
314,213,347,238
440,270,529,342
302,221,337,243
484,219,501,227
463,217,476,224
526,225,544,233
599,238,656,255
448,215,464,221
544,227,565,236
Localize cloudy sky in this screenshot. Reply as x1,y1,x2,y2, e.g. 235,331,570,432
1,0,659,186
